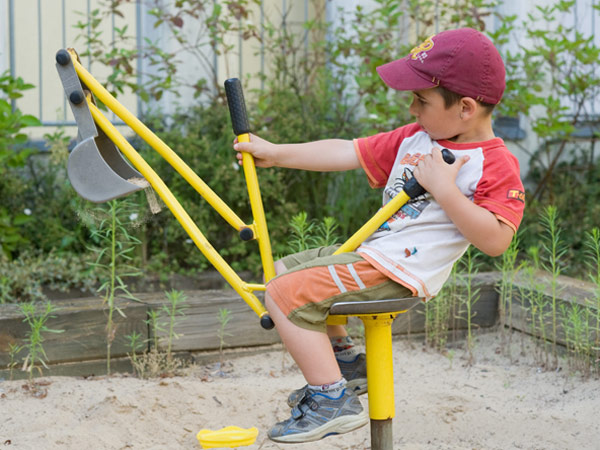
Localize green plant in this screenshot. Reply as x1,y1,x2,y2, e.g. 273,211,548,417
459,247,482,364
0,71,40,259
20,130,92,255
521,248,552,368
87,198,142,374
583,227,600,375
7,342,22,381
146,309,164,351
496,232,523,358
125,330,145,369
74,0,261,102
423,294,453,353
19,301,63,381
162,290,188,358
0,250,98,304
131,291,188,378
287,212,340,254
560,301,594,377
506,1,600,202
540,205,567,367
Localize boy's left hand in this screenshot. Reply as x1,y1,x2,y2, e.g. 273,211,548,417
413,147,469,198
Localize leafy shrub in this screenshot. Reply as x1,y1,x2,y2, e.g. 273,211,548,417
0,250,97,303
0,71,41,258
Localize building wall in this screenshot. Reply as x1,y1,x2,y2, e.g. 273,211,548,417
2,0,599,178
2,0,323,140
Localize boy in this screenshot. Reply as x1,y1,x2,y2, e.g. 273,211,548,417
233,27,525,443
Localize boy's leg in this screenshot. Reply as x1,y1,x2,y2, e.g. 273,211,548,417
265,292,341,385
265,290,367,443
265,249,412,443
273,258,349,384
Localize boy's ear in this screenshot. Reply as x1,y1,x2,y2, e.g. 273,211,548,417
460,97,478,119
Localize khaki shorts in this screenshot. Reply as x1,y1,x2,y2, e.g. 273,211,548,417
267,245,413,332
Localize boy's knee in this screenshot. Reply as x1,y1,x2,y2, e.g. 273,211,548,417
274,259,287,275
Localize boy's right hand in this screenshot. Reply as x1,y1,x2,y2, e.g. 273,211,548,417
233,134,277,168
233,136,358,172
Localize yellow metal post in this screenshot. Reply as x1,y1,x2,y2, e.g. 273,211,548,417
361,314,397,420
238,133,276,281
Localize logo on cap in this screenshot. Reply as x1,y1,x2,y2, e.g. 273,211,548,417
409,35,435,63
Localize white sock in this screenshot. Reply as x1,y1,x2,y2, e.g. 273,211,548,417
330,336,359,362
307,378,347,397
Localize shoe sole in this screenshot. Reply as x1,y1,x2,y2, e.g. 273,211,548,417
269,409,369,443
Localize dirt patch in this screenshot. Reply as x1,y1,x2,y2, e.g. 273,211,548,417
1,331,598,449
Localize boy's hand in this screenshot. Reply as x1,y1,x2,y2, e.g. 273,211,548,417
233,134,278,168
413,147,469,198
232,135,359,172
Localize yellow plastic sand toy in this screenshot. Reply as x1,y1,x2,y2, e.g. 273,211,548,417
196,426,258,449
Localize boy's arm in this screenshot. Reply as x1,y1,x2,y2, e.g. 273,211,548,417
233,134,360,171
414,148,514,257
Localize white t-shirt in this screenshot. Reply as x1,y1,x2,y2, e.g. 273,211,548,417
354,123,525,299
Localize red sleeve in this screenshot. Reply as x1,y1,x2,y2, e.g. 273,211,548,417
353,123,423,188
475,147,525,232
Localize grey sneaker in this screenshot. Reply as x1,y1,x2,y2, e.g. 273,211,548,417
268,387,368,443
287,354,367,407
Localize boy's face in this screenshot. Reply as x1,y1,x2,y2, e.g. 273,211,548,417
409,88,463,141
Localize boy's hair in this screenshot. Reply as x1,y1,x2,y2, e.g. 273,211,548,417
376,28,506,106
437,85,496,115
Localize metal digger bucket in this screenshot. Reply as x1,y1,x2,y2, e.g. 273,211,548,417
56,49,149,202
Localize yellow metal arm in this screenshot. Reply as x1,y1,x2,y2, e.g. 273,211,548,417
335,191,410,254
238,133,276,282
87,99,269,320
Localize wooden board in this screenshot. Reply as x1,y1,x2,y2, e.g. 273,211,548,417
501,270,599,347
0,273,503,377
137,290,281,352
392,272,501,335
0,297,148,368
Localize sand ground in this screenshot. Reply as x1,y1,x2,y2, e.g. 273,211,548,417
1,331,599,450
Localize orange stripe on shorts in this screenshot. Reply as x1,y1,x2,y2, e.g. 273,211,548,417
267,260,390,317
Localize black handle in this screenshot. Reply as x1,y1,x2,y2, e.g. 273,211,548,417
403,148,456,199
224,78,251,136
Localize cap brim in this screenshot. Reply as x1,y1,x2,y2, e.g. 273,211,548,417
376,58,437,92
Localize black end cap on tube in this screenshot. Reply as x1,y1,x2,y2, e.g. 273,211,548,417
224,78,251,136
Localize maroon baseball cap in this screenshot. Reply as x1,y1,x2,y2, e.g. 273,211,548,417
376,28,505,104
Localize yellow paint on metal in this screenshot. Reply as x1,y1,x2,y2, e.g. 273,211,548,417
238,133,276,281
334,191,411,254
87,100,268,318
361,313,397,420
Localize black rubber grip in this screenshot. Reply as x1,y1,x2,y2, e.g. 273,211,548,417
224,78,251,136
404,148,456,199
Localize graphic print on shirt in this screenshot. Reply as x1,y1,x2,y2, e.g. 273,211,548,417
378,165,430,231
